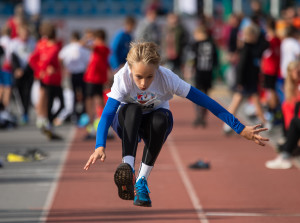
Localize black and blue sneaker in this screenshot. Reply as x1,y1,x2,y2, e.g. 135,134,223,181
114,163,135,200
133,176,152,207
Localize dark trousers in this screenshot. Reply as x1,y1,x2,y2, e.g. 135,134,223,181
46,85,65,125
118,104,173,166
71,72,85,117
14,65,34,116
283,118,300,155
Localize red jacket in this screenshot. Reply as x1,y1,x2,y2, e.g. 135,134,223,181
29,38,48,79
261,37,281,76
84,44,110,84
29,39,62,86
282,94,300,130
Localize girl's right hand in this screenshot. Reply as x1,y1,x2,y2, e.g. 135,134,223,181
84,147,106,170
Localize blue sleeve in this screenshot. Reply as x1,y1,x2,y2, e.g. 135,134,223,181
186,86,245,134
95,97,121,149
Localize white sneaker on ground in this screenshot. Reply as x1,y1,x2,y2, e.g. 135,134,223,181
265,155,292,169
223,124,232,135
292,156,300,169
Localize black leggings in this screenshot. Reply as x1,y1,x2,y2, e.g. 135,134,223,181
71,72,85,117
118,104,172,166
46,85,65,125
283,118,300,155
14,65,34,116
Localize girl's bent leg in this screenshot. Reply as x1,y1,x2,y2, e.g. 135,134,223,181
118,103,142,159
142,109,172,166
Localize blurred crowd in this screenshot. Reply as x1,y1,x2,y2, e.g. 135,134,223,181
0,0,300,169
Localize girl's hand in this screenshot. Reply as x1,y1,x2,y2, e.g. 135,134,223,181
240,124,269,146
84,147,106,170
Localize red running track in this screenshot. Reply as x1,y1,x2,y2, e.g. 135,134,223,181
45,97,300,223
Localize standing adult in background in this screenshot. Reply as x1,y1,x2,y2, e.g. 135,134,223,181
135,9,161,46
10,24,36,124
59,31,90,122
109,16,136,72
161,13,188,76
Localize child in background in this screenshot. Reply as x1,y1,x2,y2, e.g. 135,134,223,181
109,16,136,71
82,29,110,140
191,25,218,127
261,17,281,128
59,31,90,122
11,24,36,124
84,42,269,207
224,24,267,134
29,22,64,140
0,25,13,109
266,60,300,169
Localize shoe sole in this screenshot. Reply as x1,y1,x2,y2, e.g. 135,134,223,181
114,163,134,200
133,200,152,207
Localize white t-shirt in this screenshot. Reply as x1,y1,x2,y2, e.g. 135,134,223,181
107,63,191,113
280,37,300,78
59,42,90,74
10,37,36,68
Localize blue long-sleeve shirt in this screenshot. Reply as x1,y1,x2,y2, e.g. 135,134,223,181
95,86,245,149
109,29,133,70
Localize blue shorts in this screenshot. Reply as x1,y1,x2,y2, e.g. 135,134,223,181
111,107,173,143
0,71,12,86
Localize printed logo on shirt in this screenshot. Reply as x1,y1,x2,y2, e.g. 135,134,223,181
133,92,156,105
129,92,161,111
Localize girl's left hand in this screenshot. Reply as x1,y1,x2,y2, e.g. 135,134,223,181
240,124,269,146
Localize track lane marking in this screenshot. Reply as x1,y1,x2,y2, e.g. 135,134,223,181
168,136,209,223
39,127,76,223
206,212,300,217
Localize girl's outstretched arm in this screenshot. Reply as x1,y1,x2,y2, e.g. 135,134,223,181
84,97,120,170
186,86,269,146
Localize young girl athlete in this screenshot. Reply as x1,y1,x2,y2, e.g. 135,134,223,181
84,42,269,207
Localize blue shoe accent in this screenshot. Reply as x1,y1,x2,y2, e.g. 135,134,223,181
134,177,152,207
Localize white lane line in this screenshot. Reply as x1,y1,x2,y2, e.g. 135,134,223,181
39,127,76,223
206,212,300,217
167,136,209,223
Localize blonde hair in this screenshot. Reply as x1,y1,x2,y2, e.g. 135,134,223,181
285,60,300,101
126,42,161,67
243,24,260,42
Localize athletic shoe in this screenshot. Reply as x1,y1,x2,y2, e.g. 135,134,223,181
265,155,292,169
193,118,206,128
189,160,210,169
134,176,152,207
84,133,96,141
292,156,300,169
114,163,135,200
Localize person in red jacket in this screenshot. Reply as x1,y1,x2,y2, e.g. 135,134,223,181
29,22,64,140
261,18,281,127
83,29,110,139
29,36,48,129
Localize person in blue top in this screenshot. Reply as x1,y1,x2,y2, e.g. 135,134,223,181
84,41,269,207
109,16,136,71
